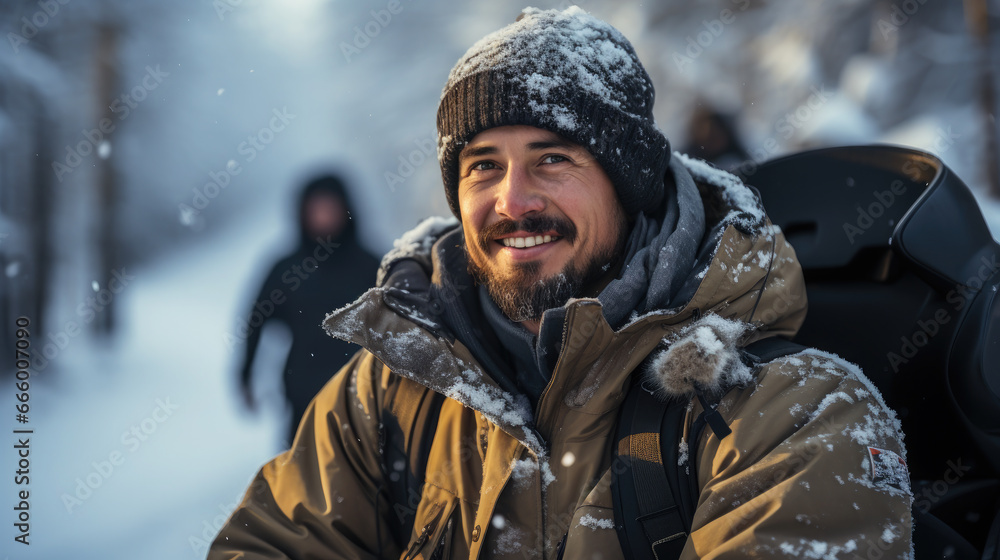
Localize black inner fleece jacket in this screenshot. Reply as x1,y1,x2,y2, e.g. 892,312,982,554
478,285,565,412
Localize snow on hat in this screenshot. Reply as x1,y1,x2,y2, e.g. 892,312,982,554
436,6,671,219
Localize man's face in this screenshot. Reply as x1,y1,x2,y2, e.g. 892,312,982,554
457,125,629,331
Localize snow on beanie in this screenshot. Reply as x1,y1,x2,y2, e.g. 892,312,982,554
436,6,671,219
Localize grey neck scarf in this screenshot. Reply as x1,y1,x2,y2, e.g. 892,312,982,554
598,156,706,328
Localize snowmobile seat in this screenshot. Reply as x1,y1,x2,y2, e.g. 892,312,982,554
746,145,1000,558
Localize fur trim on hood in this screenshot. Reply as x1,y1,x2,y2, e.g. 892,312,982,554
647,314,755,398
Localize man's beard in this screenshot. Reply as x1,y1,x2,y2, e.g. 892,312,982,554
468,213,630,323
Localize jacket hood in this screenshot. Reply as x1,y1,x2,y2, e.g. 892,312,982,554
323,154,807,440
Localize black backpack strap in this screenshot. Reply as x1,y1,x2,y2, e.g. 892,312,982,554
612,337,805,560
612,383,692,560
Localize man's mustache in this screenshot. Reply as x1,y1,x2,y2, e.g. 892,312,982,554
478,216,578,253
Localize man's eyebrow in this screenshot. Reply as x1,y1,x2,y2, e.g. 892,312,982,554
458,145,497,160
526,139,578,152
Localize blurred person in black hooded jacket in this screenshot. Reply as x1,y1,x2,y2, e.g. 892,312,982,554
237,174,380,444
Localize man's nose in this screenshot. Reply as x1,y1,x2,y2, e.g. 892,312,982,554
494,165,546,219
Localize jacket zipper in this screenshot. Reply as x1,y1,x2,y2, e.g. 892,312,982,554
403,504,444,560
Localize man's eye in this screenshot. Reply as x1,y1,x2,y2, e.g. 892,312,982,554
542,154,569,164
471,161,498,172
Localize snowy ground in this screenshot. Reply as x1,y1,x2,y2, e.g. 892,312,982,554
1,206,294,559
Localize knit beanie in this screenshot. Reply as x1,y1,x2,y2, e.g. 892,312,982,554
436,6,671,219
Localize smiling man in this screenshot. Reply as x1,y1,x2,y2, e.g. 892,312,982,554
209,7,913,560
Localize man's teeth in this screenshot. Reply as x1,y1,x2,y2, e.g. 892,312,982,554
502,235,554,248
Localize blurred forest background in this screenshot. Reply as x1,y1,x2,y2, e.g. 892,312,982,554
1,0,998,558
